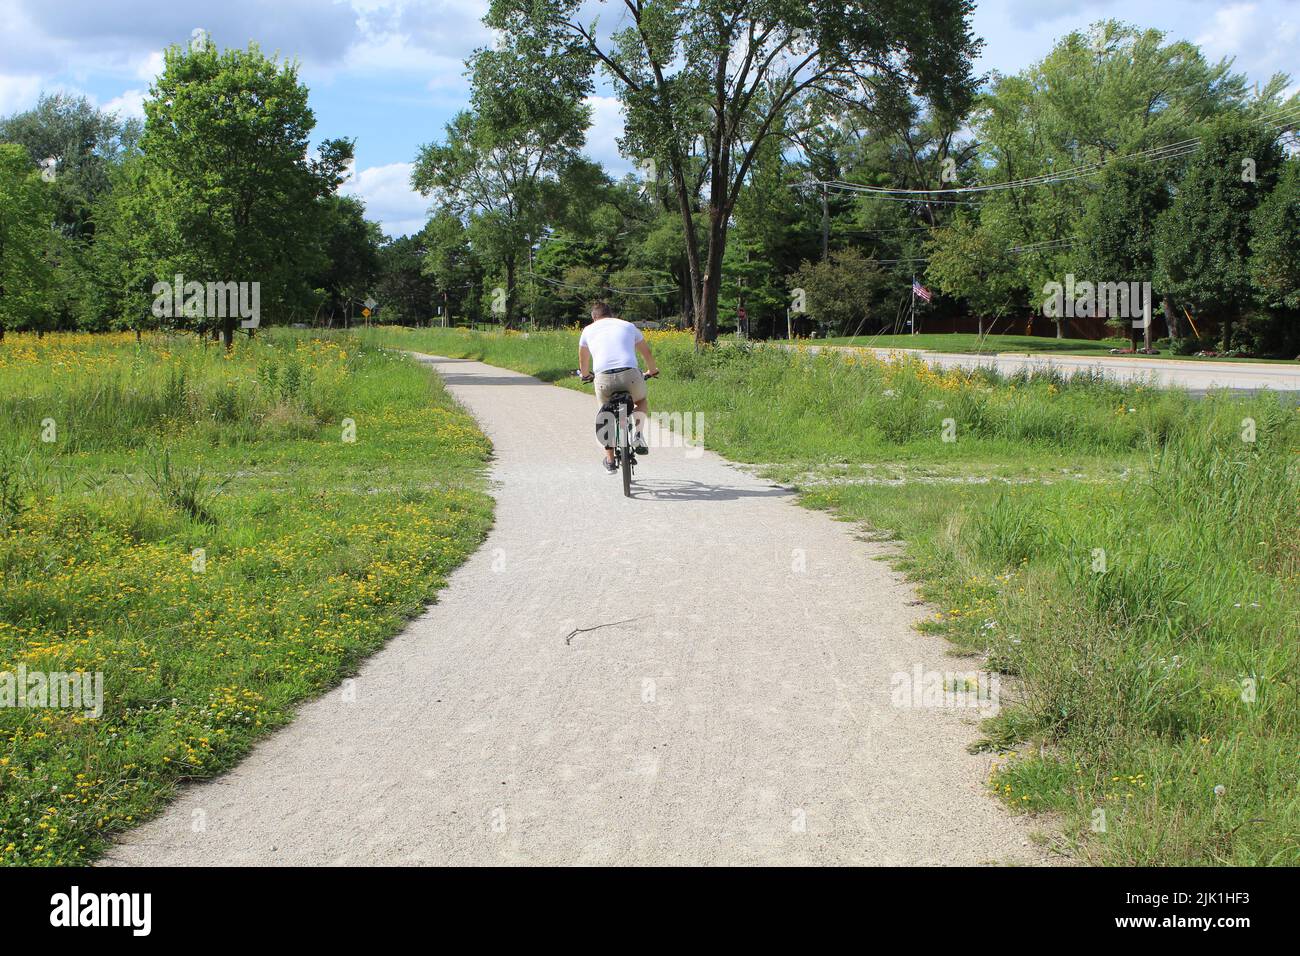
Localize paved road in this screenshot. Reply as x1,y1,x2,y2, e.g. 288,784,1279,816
105,354,1049,866
810,345,1300,395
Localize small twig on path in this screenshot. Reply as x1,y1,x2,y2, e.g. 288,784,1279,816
564,618,642,646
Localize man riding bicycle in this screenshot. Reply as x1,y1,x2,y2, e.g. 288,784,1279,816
578,302,659,475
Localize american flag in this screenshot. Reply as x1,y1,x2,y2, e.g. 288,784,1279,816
912,279,933,303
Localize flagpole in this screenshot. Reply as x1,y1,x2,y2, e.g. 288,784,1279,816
911,275,916,336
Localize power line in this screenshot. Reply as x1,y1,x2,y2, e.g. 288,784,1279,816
821,191,984,205
837,224,940,235
857,235,1079,267
816,138,1201,200
1257,102,1300,123
811,103,1299,202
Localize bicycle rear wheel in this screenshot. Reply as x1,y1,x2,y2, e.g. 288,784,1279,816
619,403,632,497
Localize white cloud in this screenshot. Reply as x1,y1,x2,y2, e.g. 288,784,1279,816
1195,2,1258,50
135,50,165,83
0,0,487,85
0,75,107,117
338,36,474,83
341,160,428,238
1195,3,1300,93
0,73,42,114
102,88,147,121
583,94,631,178
5,0,361,71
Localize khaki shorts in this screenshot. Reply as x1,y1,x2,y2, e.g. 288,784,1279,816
594,368,647,405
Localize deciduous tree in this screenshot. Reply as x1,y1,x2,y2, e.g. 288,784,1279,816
139,36,353,346
487,0,982,345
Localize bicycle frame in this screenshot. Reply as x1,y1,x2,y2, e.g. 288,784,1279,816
578,368,654,498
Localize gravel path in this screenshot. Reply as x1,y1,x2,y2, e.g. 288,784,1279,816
105,354,1051,866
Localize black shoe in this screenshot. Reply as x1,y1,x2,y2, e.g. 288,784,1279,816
633,432,649,455
602,458,618,475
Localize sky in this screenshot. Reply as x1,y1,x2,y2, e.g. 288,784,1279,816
1,0,1296,237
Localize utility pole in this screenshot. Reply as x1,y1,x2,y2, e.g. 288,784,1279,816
526,244,535,329
821,184,829,260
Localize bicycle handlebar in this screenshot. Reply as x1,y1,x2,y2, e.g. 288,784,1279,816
573,369,659,382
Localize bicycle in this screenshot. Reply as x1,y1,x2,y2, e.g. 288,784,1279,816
576,368,658,497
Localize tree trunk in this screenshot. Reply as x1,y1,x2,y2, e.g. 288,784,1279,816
222,316,235,351
697,220,725,345
667,162,705,346
1163,295,1180,339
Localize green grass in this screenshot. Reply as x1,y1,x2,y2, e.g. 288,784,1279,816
370,325,1300,866
814,332,1300,363
0,330,493,865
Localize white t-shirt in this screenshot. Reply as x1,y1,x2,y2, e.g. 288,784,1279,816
580,318,644,373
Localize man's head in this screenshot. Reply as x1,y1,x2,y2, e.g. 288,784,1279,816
590,301,614,321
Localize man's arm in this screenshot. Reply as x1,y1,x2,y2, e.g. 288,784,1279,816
579,343,593,378
636,338,658,375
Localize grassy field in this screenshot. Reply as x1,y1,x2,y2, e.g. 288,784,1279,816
814,332,1300,363
0,331,493,865
370,325,1300,866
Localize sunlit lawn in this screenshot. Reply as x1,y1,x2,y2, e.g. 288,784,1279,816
0,331,493,865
